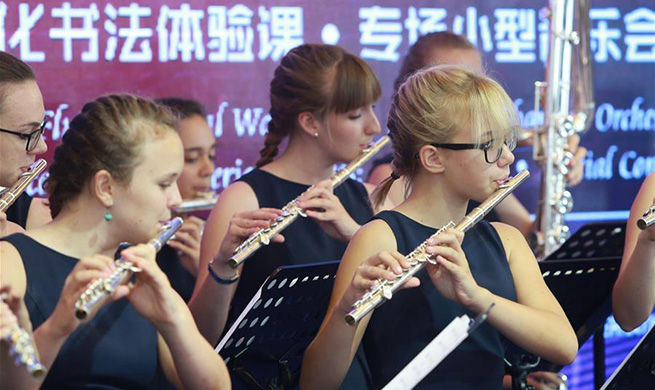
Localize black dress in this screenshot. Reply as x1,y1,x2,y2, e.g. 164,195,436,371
5,192,33,229
156,244,196,302
233,169,374,320
233,168,375,390
1,233,160,389
363,210,517,390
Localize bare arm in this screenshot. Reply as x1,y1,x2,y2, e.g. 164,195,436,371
0,242,117,390
480,223,578,364
189,182,282,345
494,194,534,239
301,221,415,389
422,224,576,365
612,173,655,331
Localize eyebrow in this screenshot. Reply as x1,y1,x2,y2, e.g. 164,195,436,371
15,120,43,132
156,172,180,181
184,144,218,153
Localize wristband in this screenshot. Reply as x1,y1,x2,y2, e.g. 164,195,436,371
208,261,239,285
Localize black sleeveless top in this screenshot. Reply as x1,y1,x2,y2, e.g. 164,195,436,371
235,169,374,390
363,211,517,390
367,153,501,222
1,234,160,390
5,192,33,229
233,169,374,317
157,244,196,302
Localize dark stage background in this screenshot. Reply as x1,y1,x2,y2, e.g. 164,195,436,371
2,1,654,389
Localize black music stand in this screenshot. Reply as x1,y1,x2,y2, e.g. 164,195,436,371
507,221,626,390
216,261,339,390
600,323,655,390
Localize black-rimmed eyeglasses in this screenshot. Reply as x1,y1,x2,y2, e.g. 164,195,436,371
0,118,48,152
431,136,517,164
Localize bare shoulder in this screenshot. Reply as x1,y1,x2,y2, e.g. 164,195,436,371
346,218,397,260
489,221,532,263
362,181,376,196
0,239,27,297
26,197,52,230
638,172,655,202
215,180,259,214
367,163,393,187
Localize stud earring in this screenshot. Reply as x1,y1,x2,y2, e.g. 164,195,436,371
313,132,319,139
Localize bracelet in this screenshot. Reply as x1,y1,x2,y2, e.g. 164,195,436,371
207,261,239,285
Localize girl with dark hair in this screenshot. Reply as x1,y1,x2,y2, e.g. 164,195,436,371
0,51,50,236
190,43,383,388
0,95,230,390
302,66,577,390
154,97,217,301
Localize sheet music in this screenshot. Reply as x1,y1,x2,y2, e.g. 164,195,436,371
382,314,473,390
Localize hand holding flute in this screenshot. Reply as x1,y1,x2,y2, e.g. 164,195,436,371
75,218,183,320
1,288,45,377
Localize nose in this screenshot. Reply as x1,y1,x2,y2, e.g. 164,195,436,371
365,107,382,136
30,134,48,155
168,182,183,209
200,155,215,177
498,144,515,167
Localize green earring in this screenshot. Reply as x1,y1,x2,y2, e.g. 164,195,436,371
104,210,113,221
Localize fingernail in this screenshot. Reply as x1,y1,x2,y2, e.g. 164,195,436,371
393,266,402,274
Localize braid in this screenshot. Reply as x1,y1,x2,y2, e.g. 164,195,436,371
256,120,287,167
45,94,176,218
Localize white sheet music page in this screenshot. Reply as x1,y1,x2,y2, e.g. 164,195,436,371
382,314,472,390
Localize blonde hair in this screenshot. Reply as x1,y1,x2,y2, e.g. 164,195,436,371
374,65,520,207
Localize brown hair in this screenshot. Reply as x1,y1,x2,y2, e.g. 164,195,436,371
155,97,207,120
374,66,520,207
394,31,477,92
0,52,36,114
46,95,177,217
256,43,381,167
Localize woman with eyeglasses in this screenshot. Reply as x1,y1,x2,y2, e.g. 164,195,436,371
301,66,577,390
367,31,587,240
0,52,51,237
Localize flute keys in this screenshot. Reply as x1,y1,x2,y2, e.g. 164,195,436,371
382,284,392,300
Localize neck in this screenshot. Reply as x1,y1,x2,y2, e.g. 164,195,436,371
395,172,469,229
28,198,120,259
262,132,336,185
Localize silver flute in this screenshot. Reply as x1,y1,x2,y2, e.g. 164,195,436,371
345,170,531,325
228,135,391,269
1,159,48,377
74,217,184,320
0,159,47,212
1,295,46,378
174,192,218,214
637,205,655,230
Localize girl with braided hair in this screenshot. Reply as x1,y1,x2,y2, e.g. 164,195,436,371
1,95,230,390
190,43,383,389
